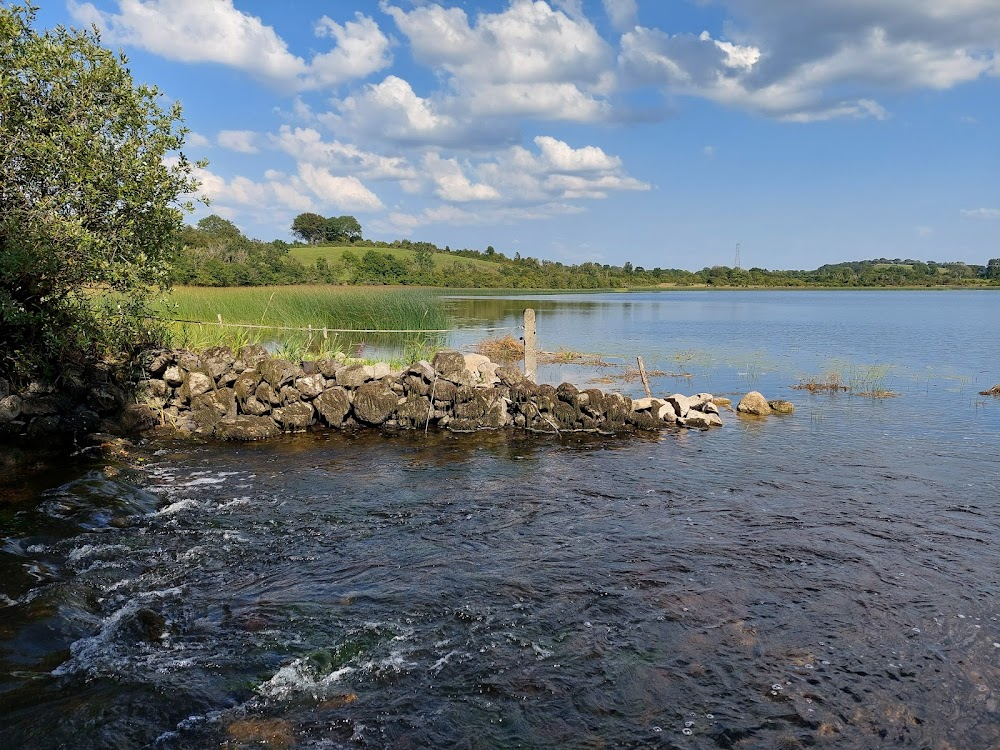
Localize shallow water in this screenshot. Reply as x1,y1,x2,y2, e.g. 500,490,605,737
2,291,999,749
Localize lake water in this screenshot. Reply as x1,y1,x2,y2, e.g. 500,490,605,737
2,290,999,749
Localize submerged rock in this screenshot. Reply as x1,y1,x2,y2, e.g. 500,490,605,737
768,399,795,414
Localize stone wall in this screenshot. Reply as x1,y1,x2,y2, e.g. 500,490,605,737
132,346,725,441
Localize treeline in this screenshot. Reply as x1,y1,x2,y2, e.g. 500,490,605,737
171,216,1000,289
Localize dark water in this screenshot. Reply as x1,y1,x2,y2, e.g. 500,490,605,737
2,291,999,749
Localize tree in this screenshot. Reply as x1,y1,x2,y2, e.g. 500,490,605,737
985,258,1000,280
291,212,326,244
0,3,198,380
196,214,242,240
324,214,362,243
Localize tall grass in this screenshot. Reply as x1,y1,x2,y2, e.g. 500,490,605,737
158,285,450,355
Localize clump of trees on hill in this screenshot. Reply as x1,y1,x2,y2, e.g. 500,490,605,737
291,212,362,245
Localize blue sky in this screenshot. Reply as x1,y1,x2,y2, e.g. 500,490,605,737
33,0,1000,271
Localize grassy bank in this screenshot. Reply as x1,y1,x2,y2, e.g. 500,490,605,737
158,285,449,359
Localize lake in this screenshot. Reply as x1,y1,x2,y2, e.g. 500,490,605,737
2,290,999,748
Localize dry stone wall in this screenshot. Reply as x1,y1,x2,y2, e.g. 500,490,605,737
130,346,725,441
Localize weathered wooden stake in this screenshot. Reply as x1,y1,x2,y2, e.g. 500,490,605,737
523,308,537,383
322,327,329,340
216,313,223,325
637,356,652,399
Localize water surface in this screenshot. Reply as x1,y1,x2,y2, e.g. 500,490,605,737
2,290,999,749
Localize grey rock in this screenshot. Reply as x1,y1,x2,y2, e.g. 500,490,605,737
353,382,398,425
314,387,351,427
0,395,24,423
432,350,466,379
215,416,281,441
295,373,326,400
273,401,314,431
260,359,299,388
202,346,235,379
163,365,185,388
396,394,432,429
336,364,370,389
233,370,262,402
240,345,270,369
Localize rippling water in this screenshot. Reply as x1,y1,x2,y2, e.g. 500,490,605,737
2,291,999,748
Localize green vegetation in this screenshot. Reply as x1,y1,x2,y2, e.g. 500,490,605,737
160,285,448,356
173,219,1000,291
0,3,197,381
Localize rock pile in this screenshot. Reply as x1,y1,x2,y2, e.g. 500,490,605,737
133,346,726,441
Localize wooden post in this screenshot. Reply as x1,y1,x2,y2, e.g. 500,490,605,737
637,356,652,399
523,308,537,383
322,327,329,340
216,313,223,325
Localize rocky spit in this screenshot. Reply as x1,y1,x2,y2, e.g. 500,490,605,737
0,347,803,444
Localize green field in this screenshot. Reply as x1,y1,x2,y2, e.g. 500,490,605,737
288,244,500,273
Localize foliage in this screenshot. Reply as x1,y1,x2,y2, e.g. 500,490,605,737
290,212,326,244
0,2,198,380
291,212,362,244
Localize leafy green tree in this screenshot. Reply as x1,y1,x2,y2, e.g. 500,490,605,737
291,212,326,244
985,258,1000,280
324,215,362,243
196,214,242,240
0,3,198,380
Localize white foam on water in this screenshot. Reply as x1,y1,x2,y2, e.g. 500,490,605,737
0,593,16,607
67,543,129,563
52,586,184,677
257,658,356,701
155,498,201,516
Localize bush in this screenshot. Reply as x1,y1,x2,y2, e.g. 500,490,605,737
0,3,198,381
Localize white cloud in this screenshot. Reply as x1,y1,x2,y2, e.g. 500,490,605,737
185,131,210,149
423,153,501,202
916,225,933,237
534,136,621,172
217,130,259,154
270,125,416,181
192,165,314,214
703,145,715,157
67,0,391,90
618,0,999,121
377,1,615,132
297,163,384,211
960,208,1000,219
603,0,638,31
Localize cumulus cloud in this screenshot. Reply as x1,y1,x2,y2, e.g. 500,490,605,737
217,130,259,154
423,153,501,202
377,1,615,131
297,163,383,211
618,0,999,121
67,0,391,90
603,0,638,31
270,125,416,181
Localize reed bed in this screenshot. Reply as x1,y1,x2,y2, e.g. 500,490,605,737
159,285,449,356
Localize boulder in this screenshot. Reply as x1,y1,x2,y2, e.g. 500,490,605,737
233,371,262,402
119,404,161,433
369,362,392,380
658,402,678,422
314,387,351,428
179,371,214,402
255,382,281,406
26,415,62,440
241,395,271,417
408,360,436,382
176,350,201,372
666,394,692,418
259,359,299,388
336,364,370,389
202,346,235,379
315,358,340,378
215,416,281,441
768,400,795,415
144,350,174,378
191,388,236,418
396,394,432,429
272,401,314,431
682,411,723,428
295,373,326,400
163,365,185,388
632,397,654,412
737,391,772,416
0,395,24,423
353,382,398,425
240,345,270,369
432,350,466,380
278,386,301,405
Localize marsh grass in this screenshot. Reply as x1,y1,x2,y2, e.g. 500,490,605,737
794,365,897,399
792,372,848,393
476,335,524,364
160,285,449,354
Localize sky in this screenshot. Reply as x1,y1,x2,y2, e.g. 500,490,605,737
29,0,1000,271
